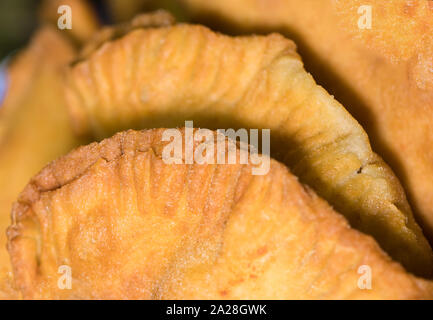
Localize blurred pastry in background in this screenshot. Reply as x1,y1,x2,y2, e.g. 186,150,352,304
65,19,433,276
8,128,433,299
0,26,88,298
175,0,433,243
39,0,101,44
105,0,188,22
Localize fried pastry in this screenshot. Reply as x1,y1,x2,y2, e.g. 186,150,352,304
178,0,433,244
0,27,87,298
104,0,187,22
65,22,433,276
7,128,433,299
78,10,175,61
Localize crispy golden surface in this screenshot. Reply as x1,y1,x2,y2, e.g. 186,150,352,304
0,27,87,299
7,129,433,299
78,11,175,61
65,23,433,276
179,0,433,247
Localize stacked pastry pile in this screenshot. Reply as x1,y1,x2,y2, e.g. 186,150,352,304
1,0,433,299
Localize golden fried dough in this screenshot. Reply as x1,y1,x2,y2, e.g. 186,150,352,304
65,23,433,276
0,27,87,298
7,128,433,299
178,0,433,244
78,11,175,60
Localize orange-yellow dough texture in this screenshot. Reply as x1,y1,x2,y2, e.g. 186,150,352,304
65,22,433,276
0,27,86,298
178,0,433,244
7,129,433,299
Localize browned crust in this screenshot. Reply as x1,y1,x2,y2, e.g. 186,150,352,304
64,22,433,276
77,11,176,62
7,129,433,299
7,128,255,297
